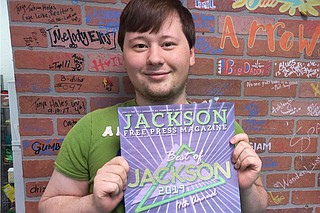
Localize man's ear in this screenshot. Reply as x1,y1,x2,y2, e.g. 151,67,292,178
189,47,195,67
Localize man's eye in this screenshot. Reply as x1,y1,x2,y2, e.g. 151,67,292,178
134,44,147,49
163,42,175,48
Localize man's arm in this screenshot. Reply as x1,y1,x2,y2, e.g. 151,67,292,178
38,156,129,213
231,133,268,213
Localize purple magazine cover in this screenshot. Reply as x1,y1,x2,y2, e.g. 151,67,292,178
118,102,241,213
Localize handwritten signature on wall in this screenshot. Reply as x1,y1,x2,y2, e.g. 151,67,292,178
232,0,320,16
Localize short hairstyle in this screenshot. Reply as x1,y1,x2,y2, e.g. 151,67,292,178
118,0,195,51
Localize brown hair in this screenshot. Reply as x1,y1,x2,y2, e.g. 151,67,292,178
118,0,195,51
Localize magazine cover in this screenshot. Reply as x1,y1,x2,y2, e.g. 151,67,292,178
118,102,241,213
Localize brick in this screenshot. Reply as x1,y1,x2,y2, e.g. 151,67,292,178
299,82,320,98
14,50,85,71
277,19,320,38
294,156,320,171
296,120,320,134
244,80,297,97
25,201,39,213
88,53,125,72
265,208,313,213
123,76,135,95
261,156,292,171
85,6,121,32
10,26,48,47
187,0,243,12
269,137,318,153
9,2,81,24
217,58,272,77
272,100,320,117
195,36,245,56
316,207,320,213
19,118,53,136
292,190,320,204
274,60,320,79
90,97,133,111
19,96,87,115
54,74,119,93
242,119,294,135
247,39,300,58
15,74,51,93
267,191,289,206
186,79,241,96
192,12,214,33
23,139,63,156
190,58,214,75
218,16,274,35
226,100,268,116
46,26,116,49
57,118,81,136
267,173,315,189
23,159,54,178
25,181,48,197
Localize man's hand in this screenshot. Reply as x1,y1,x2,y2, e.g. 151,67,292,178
93,156,130,213
230,133,262,190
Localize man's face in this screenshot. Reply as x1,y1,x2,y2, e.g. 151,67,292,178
122,14,195,105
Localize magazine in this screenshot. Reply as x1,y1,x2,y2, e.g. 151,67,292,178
118,102,241,213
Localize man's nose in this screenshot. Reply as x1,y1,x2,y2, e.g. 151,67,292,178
147,45,164,65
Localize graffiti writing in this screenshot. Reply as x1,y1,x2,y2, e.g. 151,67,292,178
30,97,86,114
196,37,224,54
246,80,298,91
49,54,84,71
262,158,278,169
273,156,320,189
195,0,216,9
251,142,272,151
13,3,81,23
212,82,229,96
307,103,320,116
63,119,78,128
232,0,319,16
103,78,114,92
290,123,319,158
86,8,121,33
310,83,320,97
218,59,271,76
272,98,302,115
24,29,46,48
47,25,116,49
91,55,124,72
23,139,63,155
31,84,53,93
275,60,320,79
243,120,266,132
268,192,285,205
243,102,266,133
220,16,319,56
30,184,46,194
31,140,62,155
192,13,215,32
55,75,84,91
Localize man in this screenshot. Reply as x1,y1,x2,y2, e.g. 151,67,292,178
38,0,268,212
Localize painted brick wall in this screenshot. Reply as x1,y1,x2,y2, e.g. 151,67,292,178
7,0,320,212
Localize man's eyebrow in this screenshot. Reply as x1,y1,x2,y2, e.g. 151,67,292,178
127,36,146,43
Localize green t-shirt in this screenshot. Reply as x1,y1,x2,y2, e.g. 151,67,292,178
55,99,244,213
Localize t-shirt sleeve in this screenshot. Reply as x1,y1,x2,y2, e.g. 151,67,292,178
54,113,92,180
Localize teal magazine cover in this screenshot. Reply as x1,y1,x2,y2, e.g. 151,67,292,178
118,102,241,213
